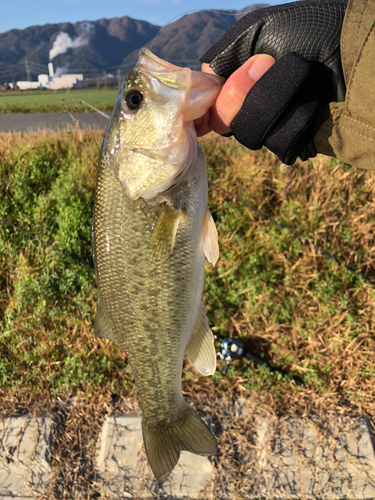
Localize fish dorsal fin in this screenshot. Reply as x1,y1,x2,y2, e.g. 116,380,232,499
185,305,216,376
149,204,185,263
94,299,116,342
200,207,219,266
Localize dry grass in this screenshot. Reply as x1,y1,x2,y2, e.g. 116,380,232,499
201,135,375,416
1,129,375,497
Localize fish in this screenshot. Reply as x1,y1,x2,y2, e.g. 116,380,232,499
92,48,223,482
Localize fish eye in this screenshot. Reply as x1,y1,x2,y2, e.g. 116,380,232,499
124,90,143,110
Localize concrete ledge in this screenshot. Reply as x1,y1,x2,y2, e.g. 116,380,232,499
0,416,51,497
0,408,374,499
253,415,375,499
95,414,214,498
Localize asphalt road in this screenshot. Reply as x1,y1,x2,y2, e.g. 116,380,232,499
0,112,110,133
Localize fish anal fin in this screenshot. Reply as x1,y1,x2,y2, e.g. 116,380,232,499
142,403,217,482
185,305,216,376
149,204,184,263
94,300,116,343
200,207,219,266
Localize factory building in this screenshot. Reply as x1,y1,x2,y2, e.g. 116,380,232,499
17,74,49,90
16,63,84,90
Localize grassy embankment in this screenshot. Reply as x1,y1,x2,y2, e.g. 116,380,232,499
1,129,375,418
0,88,118,113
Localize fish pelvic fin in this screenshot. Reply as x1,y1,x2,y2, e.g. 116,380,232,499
142,404,217,483
149,204,185,263
200,207,219,266
185,305,216,376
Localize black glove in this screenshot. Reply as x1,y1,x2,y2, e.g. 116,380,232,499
200,0,348,165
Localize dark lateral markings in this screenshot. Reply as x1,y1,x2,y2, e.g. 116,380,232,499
0,112,109,133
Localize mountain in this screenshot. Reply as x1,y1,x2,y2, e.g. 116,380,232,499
0,5,268,83
121,5,267,72
0,18,160,82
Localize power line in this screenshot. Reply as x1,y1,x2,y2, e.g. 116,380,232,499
28,62,47,69
0,58,203,81
25,58,31,81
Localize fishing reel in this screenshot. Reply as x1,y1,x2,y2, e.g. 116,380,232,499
216,334,304,386
216,337,244,375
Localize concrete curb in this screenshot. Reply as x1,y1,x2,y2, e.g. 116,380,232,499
95,414,213,498
0,416,51,498
0,406,374,499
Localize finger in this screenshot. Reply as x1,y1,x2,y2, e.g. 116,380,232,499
194,63,218,136
195,55,275,137
209,54,275,135
195,107,212,137
201,62,215,75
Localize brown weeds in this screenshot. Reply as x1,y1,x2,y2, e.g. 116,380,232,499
1,130,375,497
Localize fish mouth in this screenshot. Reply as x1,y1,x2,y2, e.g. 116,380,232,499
137,48,183,76
114,48,222,202
136,48,189,90
136,48,224,122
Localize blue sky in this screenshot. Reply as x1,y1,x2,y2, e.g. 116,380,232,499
1,0,285,33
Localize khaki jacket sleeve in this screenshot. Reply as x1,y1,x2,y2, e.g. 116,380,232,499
314,0,375,170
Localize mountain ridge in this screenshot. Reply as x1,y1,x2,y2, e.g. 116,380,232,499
0,5,268,83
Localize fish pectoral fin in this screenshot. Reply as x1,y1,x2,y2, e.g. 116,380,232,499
185,305,216,376
200,207,219,266
94,300,116,342
149,204,185,263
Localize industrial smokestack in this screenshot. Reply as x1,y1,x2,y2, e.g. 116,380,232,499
48,62,54,78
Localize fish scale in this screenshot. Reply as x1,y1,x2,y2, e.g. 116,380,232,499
94,154,205,426
92,48,222,481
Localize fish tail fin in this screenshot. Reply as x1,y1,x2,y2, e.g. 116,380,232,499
142,403,217,482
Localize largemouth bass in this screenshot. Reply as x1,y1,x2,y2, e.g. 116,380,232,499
92,48,223,482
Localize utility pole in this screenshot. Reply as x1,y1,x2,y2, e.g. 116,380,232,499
116,69,121,89
25,58,31,81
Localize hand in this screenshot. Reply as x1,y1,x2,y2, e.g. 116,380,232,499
197,0,347,165
195,54,275,137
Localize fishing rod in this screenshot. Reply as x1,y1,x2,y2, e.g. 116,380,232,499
214,333,305,386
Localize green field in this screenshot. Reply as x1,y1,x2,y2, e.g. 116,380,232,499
1,129,375,420
0,88,118,113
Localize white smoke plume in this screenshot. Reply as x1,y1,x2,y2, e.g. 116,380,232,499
54,64,70,78
49,22,95,61
79,21,95,35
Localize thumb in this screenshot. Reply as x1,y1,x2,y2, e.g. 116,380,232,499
207,54,275,135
